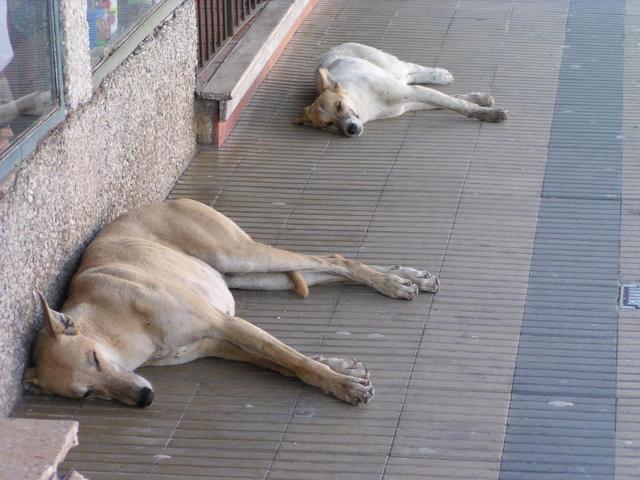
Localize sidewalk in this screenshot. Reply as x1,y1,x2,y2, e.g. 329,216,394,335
15,0,639,478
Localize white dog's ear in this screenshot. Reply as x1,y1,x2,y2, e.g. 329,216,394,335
293,106,312,126
317,68,341,91
35,291,77,336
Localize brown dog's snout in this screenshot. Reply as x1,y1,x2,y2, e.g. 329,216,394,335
136,386,154,407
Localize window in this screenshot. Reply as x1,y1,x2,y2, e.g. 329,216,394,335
0,0,63,174
0,0,185,179
87,0,163,65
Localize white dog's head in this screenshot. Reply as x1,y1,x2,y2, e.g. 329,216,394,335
295,68,363,137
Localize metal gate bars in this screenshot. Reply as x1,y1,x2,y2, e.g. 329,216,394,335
196,0,268,66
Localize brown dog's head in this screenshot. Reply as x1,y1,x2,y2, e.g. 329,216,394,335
294,68,363,137
24,293,154,407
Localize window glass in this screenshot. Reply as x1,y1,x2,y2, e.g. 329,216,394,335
87,0,162,65
0,0,58,154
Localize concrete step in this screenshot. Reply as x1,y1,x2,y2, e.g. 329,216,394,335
0,418,85,479
195,0,319,146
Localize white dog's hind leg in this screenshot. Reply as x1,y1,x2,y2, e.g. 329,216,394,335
415,93,495,111
406,63,454,85
408,85,508,122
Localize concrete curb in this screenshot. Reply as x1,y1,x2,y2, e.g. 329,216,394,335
0,418,80,479
196,0,319,146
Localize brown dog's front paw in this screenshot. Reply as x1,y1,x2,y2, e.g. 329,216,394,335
313,355,375,405
334,375,375,406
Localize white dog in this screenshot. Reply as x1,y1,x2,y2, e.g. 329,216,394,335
295,42,508,136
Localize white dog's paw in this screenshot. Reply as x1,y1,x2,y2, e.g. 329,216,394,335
431,68,454,84
471,108,509,123
466,92,495,107
388,265,440,293
313,355,374,405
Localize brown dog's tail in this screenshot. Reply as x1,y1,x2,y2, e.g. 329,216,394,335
286,271,309,298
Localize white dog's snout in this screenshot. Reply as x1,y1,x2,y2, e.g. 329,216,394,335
343,120,363,137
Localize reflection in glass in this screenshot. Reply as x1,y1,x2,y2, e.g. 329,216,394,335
87,0,161,64
0,0,57,153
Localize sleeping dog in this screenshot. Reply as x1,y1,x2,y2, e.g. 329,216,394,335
25,199,439,407
295,42,508,136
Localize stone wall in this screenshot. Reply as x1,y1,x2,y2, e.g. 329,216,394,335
0,0,198,416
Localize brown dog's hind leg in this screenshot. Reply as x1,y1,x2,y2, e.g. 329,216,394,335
149,200,436,299
226,266,440,294
218,243,422,300
225,271,346,292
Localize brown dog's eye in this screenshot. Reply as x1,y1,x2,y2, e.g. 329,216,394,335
336,101,342,111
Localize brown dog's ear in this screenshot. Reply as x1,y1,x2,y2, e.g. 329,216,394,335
293,106,312,126
36,291,77,336
317,68,341,91
23,367,42,393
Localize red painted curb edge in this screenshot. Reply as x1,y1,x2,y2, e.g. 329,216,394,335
214,0,320,147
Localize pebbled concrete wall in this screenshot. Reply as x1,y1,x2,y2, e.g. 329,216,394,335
0,0,197,416
59,0,92,109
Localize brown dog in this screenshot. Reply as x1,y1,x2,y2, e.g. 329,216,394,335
24,199,439,406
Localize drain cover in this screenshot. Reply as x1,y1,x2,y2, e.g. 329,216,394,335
621,285,640,309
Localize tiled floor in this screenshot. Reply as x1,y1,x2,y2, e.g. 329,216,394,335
14,0,640,478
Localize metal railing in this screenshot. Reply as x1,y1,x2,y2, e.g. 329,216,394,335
196,0,268,67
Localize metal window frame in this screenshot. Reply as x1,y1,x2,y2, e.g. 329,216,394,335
91,0,187,90
0,0,66,181
0,0,189,180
